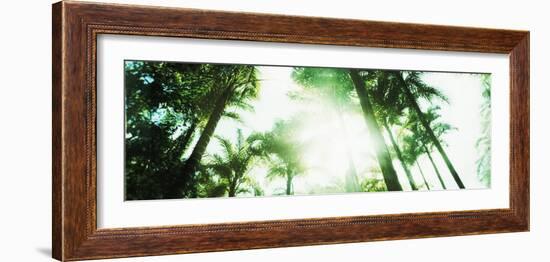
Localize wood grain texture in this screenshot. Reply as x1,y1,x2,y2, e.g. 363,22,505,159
52,1,530,261
52,2,63,260
509,35,530,227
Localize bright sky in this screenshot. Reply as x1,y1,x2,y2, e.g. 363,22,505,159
418,72,486,189
201,66,488,196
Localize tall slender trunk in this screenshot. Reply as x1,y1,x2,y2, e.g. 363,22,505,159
383,120,418,190
286,171,293,195
349,70,402,191
396,73,465,189
166,86,234,198
228,179,237,197
415,160,430,190
174,120,197,158
186,87,232,171
423,144,447,190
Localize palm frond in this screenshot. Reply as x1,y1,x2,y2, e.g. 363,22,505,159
222,111,243,123
214,135,234,160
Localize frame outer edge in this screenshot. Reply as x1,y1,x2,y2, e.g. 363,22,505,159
510,33,530,230
52,1,531,260
525,34,531,231
52,1,64,261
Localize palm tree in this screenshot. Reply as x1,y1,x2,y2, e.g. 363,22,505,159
383,119,418,190
164,64,222,161
394,71,465,189
423,144,446,189
265,157,302,195
415,161,431,190
400,127,433,190
167,65,259,198
249,120,306,195
348,69,402,191
125,61,220,199
368,70,418,190
206,129,260,197
402,106,456,189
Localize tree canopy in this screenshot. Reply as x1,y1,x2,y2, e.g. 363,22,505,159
124,61,491,200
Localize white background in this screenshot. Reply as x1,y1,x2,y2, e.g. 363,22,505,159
0,0,546,261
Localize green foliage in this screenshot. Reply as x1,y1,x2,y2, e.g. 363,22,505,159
400,105,455,189
361,177,388,192
204,129,261,197
248,119,306,195
292,67,358,110
125,60,486,200
125,61,207,199
124,61,260,199
476,74,492,187
401,106,455,164
403,71,449,104
366,70,408,124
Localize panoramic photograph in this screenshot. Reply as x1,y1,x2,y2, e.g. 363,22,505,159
124,60,492,200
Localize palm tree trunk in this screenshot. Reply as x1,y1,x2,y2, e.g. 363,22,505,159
167,121,198,178
166,87,234,198
423,144,447,190
286,171,293,195
228,182,236,197
349,70,402,191
185,87,232,171
174,120,197,157
415,160,430,190
396,73,465,189
383,120,418,190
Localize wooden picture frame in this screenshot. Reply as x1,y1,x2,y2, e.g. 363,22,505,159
52,1,529,261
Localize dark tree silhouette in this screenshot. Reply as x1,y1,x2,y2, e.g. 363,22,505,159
394,72,465,189
348,69,402,191
169,66,259,198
